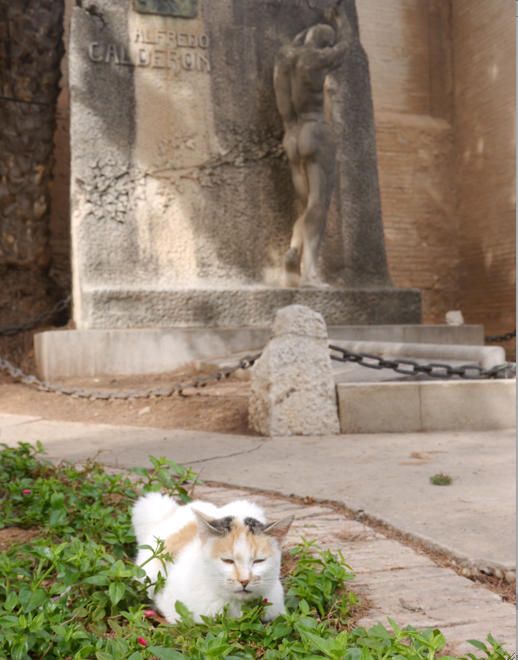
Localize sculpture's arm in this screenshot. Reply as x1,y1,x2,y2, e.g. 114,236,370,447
292,28,309,46
311,41,347,71
312,3,351,71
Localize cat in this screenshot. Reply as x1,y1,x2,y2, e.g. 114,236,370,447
131,492,294,624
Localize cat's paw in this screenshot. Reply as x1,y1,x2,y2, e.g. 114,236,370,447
261,596,285,621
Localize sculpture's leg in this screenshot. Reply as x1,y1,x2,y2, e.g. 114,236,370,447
286,163,307,250
298,123,335,287
300,163,329,286
284,131,308,286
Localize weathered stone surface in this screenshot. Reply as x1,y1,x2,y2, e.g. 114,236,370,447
0,1,64,269
0,1,65,324
249,305,340,436
80,286,421,328
69,0,417,330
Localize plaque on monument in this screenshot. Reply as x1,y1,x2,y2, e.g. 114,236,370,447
68,0,420,330
133,0,198,19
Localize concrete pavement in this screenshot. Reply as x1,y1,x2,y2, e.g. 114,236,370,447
0,414,514,573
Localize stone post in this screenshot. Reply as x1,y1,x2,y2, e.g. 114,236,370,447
249,305,340,436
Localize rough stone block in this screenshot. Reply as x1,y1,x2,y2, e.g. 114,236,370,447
249,305,340,437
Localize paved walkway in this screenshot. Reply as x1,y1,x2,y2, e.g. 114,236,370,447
0,414,515,652
197,483,515,655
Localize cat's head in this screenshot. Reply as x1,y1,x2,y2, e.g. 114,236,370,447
193,509,293,601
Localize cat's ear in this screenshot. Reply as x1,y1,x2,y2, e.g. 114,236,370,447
262,515,294,540
193,510,233,537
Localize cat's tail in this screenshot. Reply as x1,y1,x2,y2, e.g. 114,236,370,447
132,492,178,545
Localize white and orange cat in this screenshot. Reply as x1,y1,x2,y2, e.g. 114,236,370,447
132,493,293,623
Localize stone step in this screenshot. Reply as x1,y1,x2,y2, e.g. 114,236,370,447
35,324,484,380
337,379,516,433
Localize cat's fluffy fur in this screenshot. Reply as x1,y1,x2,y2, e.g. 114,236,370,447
132,492,293,623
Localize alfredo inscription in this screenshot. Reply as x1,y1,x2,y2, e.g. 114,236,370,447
88,28,210,73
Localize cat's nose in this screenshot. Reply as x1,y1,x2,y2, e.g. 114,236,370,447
239,578,250,588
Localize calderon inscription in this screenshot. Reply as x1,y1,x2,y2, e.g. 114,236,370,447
88,41,211,73
133,0,198,19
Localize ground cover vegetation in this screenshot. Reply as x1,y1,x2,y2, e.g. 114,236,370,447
0,443,511,659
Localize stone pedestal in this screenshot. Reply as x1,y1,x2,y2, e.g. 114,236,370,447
79,286,420,328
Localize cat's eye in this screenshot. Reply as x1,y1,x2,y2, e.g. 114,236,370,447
221,558,234,564
253,558,266,564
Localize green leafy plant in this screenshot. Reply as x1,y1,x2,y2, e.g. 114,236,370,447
0,443,511,659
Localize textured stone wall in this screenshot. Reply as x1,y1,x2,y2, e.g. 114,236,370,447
452,0,515,341
0,1,64,324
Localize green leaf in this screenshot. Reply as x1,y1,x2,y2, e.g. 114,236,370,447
299,599,310,614
4,592,18,611
300,629,336,656
174,600,192,620
148,648,187,660
25,588,47,612
84,574,109,586
50,491,66,508
467,640,489,653
108,581,126,606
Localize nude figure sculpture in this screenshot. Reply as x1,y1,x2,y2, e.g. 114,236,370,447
274,2,350,287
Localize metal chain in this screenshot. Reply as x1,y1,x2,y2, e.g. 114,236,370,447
485,329,516,343
0,353,261,400
1,341,515,400
329,345,516,380
0,297,71,337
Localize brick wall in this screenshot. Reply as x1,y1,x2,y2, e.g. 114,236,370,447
357,0,458,323
452,0,516,342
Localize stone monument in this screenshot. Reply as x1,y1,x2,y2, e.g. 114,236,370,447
36,0,421,379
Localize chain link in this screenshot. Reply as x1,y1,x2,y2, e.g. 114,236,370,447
485,329,516,343
0,297,71,337
329,345,516,380
0,352,261,400
1,340,515,400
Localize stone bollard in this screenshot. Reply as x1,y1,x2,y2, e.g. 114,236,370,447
249,305,340,436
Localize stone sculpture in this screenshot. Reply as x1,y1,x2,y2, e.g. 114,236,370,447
274,1,351,288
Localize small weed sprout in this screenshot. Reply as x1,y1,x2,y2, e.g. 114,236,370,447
430,472,453,486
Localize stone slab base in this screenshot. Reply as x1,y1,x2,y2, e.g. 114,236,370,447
80,287,421,328
35,324,484,381
338,380,516,433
